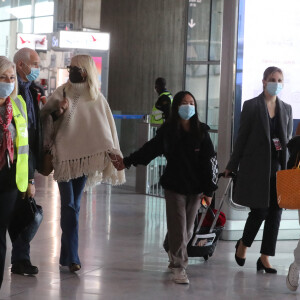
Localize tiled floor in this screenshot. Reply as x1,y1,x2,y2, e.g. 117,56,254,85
0,174,299,299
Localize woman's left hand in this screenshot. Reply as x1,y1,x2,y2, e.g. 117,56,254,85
202,195,212,206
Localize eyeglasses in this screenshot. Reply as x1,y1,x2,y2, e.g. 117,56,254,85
66,65,85,73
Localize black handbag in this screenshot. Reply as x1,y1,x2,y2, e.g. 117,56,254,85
9,196,43,243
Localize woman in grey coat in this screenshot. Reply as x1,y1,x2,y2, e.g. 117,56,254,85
225,66,293,273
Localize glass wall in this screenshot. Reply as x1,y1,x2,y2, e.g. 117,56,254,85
0,0,54,58
185,0,223,149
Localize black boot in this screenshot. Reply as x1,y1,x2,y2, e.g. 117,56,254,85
11,260,39,275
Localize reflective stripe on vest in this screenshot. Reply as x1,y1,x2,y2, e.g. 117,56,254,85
11,95,29,192
160,91,173,102
150,92,173,124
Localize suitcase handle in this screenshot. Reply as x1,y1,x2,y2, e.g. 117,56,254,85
218,172,235,178
195,175,233,233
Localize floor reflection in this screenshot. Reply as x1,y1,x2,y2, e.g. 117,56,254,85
1,173,299,299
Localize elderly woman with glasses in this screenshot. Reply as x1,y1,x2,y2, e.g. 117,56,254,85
41,54,125,273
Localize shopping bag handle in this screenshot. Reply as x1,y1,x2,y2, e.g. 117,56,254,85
295,152,300,169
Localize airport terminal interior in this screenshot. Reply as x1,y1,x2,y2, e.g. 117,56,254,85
1,0,300,299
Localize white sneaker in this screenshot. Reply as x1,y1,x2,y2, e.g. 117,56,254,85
173,268,189,284
286,262,299,291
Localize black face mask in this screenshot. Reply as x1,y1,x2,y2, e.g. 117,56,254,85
69,66,86,83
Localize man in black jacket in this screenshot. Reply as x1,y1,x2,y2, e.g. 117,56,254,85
9,47,43,275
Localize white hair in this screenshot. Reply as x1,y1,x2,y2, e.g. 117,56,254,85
67,54,100,100
0,56,18,99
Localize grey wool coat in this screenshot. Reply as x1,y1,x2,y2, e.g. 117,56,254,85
226,93,293,208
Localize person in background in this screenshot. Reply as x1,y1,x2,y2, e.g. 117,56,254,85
285,123,300,291
119,91,218,284
41,54,125,273
150,77,173,125
225,66,293,274
31,80,47,108
8,47,42,276
0,56,29,288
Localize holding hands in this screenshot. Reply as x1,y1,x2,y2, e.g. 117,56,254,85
109,154,125,171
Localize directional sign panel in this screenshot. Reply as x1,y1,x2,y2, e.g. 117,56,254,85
17,33,48,50
59,31,110,50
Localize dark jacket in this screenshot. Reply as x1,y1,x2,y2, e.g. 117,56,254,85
124,122,218,196
155,90,172,120
287,136,300,169
226,93,293,208
18,81,43,178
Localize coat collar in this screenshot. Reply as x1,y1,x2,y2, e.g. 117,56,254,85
257,93,270,142
257,92,287,144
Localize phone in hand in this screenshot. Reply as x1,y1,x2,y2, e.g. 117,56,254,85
63,88,66,98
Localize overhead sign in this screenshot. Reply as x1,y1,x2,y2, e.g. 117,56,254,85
17,33,48,50
59,31,110,50
56,22,73,31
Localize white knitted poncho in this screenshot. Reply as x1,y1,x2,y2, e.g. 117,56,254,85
41,81,126,187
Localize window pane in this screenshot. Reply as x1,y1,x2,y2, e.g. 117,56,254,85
0,20,18,59
209,0,223,60
0,1,32,21
9,1,32,19
18,18,32,33
18,0,32,5
187,0,211,61
35,0,54,17
185,64,208,122
34,16,53,33
207,64,221,130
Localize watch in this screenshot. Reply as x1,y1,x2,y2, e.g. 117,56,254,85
29,179,35,185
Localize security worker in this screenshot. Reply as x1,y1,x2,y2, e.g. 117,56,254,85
0,56,29,288
150,77,173,125
9,47,42,275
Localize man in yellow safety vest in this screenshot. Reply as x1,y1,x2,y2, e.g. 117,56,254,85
10,47,42,275
150,77,173,125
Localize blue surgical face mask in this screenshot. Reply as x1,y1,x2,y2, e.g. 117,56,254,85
0,82,15,98
266,82,283,96
178,104,195,120
26,67,40,82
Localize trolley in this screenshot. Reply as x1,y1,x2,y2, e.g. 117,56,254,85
164,173,233,261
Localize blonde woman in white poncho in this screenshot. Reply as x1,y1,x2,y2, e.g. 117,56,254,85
41,54,125,273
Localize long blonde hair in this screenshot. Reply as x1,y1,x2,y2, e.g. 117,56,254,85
69,54,100,100
0,56,18,99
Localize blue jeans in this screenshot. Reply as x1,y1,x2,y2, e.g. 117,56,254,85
58,176,87,266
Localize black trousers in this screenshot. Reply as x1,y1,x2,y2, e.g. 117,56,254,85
0,165,18,289
242,176,282,256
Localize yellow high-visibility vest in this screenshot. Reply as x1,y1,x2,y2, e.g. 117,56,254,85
11,95,29,192
150,92,173,125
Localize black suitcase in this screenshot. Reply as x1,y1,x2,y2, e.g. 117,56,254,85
163,173,233,260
